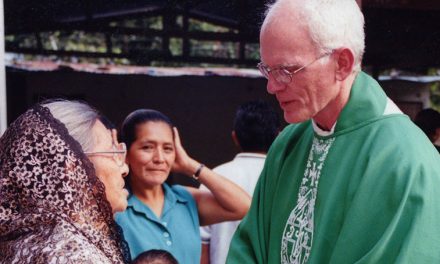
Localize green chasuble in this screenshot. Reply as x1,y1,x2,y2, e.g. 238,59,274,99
226,72,440,264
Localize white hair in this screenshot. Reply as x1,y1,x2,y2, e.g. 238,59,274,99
265,0,365,72
43,100,99,152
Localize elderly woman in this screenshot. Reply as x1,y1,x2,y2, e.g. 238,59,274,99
115,109,251,263
0,100,130,263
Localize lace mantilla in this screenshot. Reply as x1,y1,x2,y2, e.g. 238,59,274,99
281,137,334,264
0,105,130,263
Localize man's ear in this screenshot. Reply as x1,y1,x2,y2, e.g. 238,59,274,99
334,48,355,81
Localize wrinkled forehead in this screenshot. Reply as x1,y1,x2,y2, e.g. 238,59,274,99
260,2,317,64
260,25,314,65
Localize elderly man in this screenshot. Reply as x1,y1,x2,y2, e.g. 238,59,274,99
227,0,440,263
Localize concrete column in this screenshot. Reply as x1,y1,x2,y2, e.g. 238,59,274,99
0,0,6,135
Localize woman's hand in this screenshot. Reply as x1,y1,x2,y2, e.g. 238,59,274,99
172,127,251,225
172,127,199,176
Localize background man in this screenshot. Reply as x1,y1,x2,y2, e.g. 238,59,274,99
414,108,440,153
227,0,440,263
200,100,280,264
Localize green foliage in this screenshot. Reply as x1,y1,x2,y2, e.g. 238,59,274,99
426,68,440,111
245,43,260,60
189,18,230,32
190,40,238,58
110,16,163,29
430,82,440,111
39,31,107,53
5,34,37,49
169,38,183,56
5,14,259,67
111,34,162,54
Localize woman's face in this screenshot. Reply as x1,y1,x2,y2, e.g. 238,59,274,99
127,121,175,188
88,120,129,213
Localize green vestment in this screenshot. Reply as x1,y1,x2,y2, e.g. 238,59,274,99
227,72,440,264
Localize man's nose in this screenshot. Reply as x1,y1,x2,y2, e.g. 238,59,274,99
266,77,286,94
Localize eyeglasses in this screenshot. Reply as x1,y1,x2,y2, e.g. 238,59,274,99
257,52,332,84
84,142,127,167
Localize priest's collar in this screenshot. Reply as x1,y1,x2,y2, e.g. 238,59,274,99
312,119,337,136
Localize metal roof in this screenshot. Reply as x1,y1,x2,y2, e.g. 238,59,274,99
4,0,440,71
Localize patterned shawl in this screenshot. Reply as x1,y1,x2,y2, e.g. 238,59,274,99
0,105,131,263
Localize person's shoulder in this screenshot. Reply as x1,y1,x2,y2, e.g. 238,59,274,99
267,121,312,157
43,223,113,263
169,183,188,192
114,210,128,222
364,115,440,179
213,159,242,177
278,121,311,141
280,121,311,137
370,115,437,158
213,160,235,171
53,235,110,262
169,184,194,200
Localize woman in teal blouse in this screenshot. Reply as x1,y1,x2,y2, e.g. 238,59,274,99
115,109,251,263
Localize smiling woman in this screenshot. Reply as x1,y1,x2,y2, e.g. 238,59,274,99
0,99,130,263
115,109,251,264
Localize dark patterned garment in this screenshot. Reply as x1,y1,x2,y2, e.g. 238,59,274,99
0,105,130,263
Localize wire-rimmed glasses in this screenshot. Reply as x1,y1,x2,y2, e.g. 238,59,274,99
84,142,127,167
257,52,332,84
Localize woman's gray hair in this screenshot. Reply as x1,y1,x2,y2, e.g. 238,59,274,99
265,0,365,72
43,100,99,152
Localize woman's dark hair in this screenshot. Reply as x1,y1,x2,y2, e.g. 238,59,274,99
132,249,178,264
414,108,440,142
120,109,173,150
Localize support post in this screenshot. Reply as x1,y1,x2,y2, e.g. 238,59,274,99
0,0,7,135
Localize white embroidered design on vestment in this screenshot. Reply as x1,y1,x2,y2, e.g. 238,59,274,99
281,137,334,264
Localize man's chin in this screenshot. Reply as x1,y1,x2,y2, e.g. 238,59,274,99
283,111,309,124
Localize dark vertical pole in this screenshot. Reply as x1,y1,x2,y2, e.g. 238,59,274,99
35,32,43,51
162,8,176,57
106,33,112,54
182,2,190,60
0,0,6,133
238,0,248,63
372,67,380,80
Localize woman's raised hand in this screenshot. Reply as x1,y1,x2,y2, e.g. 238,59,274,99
172,127,199,176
